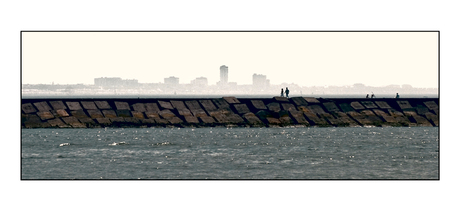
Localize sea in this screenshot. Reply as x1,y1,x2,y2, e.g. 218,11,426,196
21,126,439,180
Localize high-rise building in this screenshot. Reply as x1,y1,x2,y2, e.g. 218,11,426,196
252,74,270,87
219,65,228,85
191,77,208,86
164,76,179,85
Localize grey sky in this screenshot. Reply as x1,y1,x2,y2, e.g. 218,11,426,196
22,31,438,88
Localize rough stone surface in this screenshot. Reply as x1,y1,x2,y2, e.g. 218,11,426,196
81,101,98,110
114,101,130,110
424,101,438,110
22,103,37,114
304,97,320,103
66,101,83,110
36,111,54,120
131,111,145,119
281,103,297,111
94,101,111,109
360,101,378,109
116,110,132,117
159,110,176,119
70,110,88,118
397,101,412,110
199,100,218,113
323,102,340,113
212,98,230,109
49,101,67,110
53,109,70,117
307,105,327,115
199,116,216,124
102,110,117,118
350,102,365,110
243,113,263,125
375,101,391,109
132,103,147,112
185,100,207,117
87,109,104,118
290,97,308,106
145,103,160,112
47,118,69,128
251,100,267,110
273,97,289,102
158,101,174,110
33,101,52,111
145,112,160,119
223,97,241,104
339,103,355,113
185,116,200,124
233,104,251,114
266,102,281,113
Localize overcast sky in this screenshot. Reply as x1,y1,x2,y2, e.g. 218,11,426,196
22,31,438,88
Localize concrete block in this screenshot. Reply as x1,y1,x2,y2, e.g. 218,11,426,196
87,109,104,118
132,103,147,112
303,112,329,126
266,117,281,125
212,98,230,109
185,116,200,124
424,101,438,110
81,101,98,110
415,106,430,115
339,103,355,113
251,100,267,110
116,110,131,117
233,104,251,114
47,118,69,128
171,100,187,110
177,109,192,116
36,111,54,120
375,101,392,109
321,113,342,126
255,110,272,122
350,102,365,110
411,115,433,126
199,100,218,113
70,110,88,118
185,100,207,117
199,116,216,124
223,97,241,104
52,109,69,117
66,101,83,110
304,97,320,103
159,109,177,119
388,109,404,117
267,102,281,113
109,117,125,123
33,101,52,111
403,111,417,117
102,110,117,118
243,113,263,125
210,112,229,123
360,101,378,109
297,106,313,114
273,96,289,102
227,114,245,124
290,97,308,106
94,101,111,109
123,117,141,124
289,110,309,125
323,102,340,113
114,101,130,110
397,101,412,110
281,103,297,111
22,114,42,124
372,109,388,117
145,103,160,112
158,101,174,110
425,112,439,126
22,103,37,114
307,105,327,115
78,117,95,124
153,118,169,124
279,116,293,125
145,111,160,119
140,119,156,125
167,117,183,124
62,116,80,124
95,118,111,124
49,101,67,110
131,111,145,119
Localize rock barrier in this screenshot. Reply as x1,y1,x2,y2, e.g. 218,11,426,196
21,97,439,128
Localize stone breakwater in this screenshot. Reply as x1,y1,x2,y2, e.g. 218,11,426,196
21,97,439,128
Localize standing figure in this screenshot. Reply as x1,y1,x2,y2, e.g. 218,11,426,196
285,87,290,98
366,94,369,98
371,93,375,98
280,88,284,97
396,93,400,98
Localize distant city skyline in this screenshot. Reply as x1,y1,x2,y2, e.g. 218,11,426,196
22,32,438,88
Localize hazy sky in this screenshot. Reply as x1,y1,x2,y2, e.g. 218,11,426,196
22,31,438,88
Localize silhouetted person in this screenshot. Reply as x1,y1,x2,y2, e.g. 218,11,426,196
280,88,284,97
396,93,400,98
366,94,369,98
285,87,290,98
371,93,375,98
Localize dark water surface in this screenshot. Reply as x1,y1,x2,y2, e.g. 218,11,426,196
21,127,439,179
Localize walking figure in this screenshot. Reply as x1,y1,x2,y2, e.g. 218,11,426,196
371,93,375,98
280,88,284,97
366,94,369,98
396,93,400,98
285,87,290,98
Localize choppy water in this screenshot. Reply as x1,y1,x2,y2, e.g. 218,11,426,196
21,127,439,179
